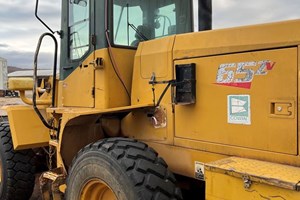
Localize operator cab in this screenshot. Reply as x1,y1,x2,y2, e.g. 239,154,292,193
61,0,211,78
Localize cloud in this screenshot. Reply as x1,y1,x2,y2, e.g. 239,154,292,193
0,48,56,69
213,0,300,28
0,1,60,29
0,0,61,69
0,1,61,48
0,44,9,48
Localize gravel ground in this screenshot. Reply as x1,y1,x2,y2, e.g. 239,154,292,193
0,97,23,106
0,96,24,116
30,174,42,200
0,97,42,199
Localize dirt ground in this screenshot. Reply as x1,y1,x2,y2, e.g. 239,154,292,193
0,96,23,105
30,174,42,200
0,96,24,115
0,97,42,199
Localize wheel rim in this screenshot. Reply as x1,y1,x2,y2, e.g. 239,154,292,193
80,179,117,200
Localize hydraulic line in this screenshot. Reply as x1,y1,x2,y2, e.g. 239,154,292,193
104,0,131,100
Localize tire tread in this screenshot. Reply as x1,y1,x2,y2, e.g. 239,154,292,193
69,138,182,200
0,122,35,200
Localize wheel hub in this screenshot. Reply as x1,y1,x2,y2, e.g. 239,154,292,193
80,179,117,200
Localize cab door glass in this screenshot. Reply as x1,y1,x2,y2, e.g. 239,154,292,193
69,0,90,60
154,4,176,38
113,3,143,46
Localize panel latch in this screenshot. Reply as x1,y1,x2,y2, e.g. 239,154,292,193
242,175,252,189
270,100,294,118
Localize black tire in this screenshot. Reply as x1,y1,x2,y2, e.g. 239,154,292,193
66,138,182,200
0,122,36,200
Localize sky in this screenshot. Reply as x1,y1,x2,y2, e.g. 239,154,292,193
0,0,61,68
0,0,300,69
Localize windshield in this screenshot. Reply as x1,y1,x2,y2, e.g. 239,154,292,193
113,0,192,47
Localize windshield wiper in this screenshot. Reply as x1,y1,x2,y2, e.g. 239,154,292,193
126,3,149,42
128,23,149,41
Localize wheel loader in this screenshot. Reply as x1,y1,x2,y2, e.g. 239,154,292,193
1,0,300,199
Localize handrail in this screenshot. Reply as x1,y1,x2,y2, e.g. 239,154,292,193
19,91,52,105
33,32,58,131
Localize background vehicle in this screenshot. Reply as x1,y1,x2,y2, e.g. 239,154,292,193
1,0,300,199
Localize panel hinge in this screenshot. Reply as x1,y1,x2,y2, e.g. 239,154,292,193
92,87,95,98
91,34,96,46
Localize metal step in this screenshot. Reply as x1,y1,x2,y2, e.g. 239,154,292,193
40,167,66,200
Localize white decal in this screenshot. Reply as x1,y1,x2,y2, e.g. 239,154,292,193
195,161,205,181
228,95,251,125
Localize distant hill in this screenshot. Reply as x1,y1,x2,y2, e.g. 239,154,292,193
7,66,27,74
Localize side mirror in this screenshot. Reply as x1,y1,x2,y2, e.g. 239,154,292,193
73,0,87,7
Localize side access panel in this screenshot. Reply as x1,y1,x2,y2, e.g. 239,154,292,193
205,157,300,200
175,48,297,155
5,106,49,150
61,53,95,108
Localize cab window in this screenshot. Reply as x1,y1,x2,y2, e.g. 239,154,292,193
113,0,192,47
69,0,90,60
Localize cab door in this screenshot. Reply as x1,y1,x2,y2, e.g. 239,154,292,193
60,0,95,107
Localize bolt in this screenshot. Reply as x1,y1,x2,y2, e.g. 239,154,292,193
277,106,282,112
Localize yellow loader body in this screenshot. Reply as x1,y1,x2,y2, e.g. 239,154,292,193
5,18,300,199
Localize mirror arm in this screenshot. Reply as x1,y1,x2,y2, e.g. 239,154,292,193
35,0,62,36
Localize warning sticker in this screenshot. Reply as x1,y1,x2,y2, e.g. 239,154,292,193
195,161,205,181
228,95,251,125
